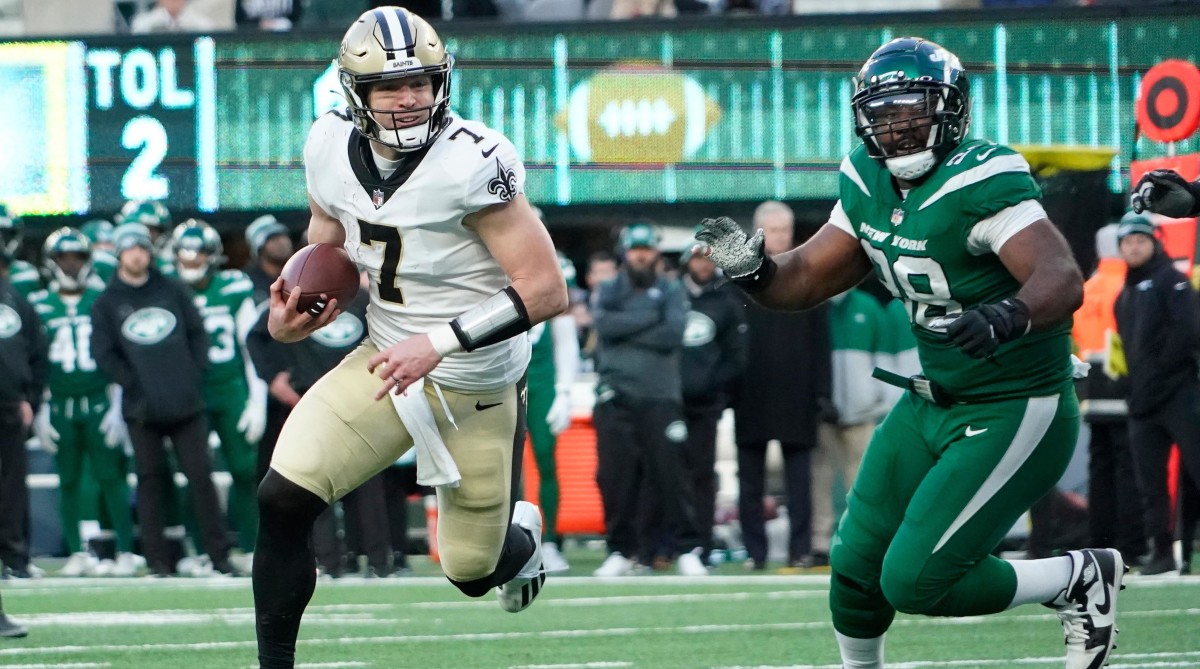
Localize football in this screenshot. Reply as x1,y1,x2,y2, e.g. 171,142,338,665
279,242,360,314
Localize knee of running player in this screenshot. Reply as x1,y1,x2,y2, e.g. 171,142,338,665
879,550,947,615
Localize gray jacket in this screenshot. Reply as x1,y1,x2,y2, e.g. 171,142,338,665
592,272,687,403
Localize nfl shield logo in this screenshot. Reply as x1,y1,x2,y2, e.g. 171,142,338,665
890,208,904,226
372,189,385,209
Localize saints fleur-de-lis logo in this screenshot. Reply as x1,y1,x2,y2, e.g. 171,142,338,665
487,158,518,202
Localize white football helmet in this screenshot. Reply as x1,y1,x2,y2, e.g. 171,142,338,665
337,6,453,152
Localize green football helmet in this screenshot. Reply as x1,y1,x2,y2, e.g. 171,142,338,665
41,227,93,291
852,37,971,181
81,219,115,247
171,219,225,285
0,203,22,257
115,200,172,251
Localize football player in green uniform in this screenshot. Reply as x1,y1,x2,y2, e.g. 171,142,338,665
116,200,175,274
29,228,140,576
525,253,580,572
697,38,1123,669
82,219,118,285
0,204,42,296
171,219,267,553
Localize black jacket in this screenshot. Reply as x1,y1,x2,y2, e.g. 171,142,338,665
247,289,369,395
91,269,209,424
592,272,688,403
1114,251,1200,418
0,275,48,410
734,301,831,446
680,275,747,405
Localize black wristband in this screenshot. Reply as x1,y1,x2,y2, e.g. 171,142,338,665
732,255,777,294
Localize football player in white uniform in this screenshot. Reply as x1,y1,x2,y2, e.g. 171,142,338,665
255,7,567,668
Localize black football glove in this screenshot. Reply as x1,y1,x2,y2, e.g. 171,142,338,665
945,298,1031,359
1130,169,1200,218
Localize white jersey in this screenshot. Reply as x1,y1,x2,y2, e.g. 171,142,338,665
304,111,531,392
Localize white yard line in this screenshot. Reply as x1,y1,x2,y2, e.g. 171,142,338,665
718,651,1200,669
412,590,826,608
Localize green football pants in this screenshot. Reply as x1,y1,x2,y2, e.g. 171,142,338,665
51,396,134,554
205,381,260,551
830,387,1078,638
526,380,561,543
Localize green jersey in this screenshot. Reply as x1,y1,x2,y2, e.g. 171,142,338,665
190,269,256,388
527,321,555,386
92,250,117,284
835,140,1071,401
8,259,41,296
30,286,108,398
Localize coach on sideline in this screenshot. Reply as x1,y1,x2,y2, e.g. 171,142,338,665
0,246,48,580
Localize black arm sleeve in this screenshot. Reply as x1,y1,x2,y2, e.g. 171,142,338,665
178,282,209,374
247,308,289,383
21,295,48,408
90,294,135,389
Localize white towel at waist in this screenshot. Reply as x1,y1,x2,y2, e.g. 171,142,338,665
388,377,460,489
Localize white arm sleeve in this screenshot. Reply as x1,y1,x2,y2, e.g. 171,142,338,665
828,200,856,238
551,314,580,389
236,295,269,401
965,199,1048,256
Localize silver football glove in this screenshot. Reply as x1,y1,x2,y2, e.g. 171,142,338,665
694,217,766,280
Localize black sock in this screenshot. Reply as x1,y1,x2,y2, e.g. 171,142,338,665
253,470,328,669
447,523,535,597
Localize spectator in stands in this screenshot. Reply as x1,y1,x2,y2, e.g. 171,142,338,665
733,201,831,570
591,222,706,577
1113,213,1200,575
0,591,24,638
610,0,677,17
236,0,301,31
1073,222,1146,566
130,0,215,33
90,223,235,577
678,243,746,565
0,246,48,579
810,286,889,568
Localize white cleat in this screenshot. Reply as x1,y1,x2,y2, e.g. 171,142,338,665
677,548,709,576
110,552,146,577
59,552,98,577
496,501,547,613
1052,548,1127,669
541,541,570,573
593,552,635,577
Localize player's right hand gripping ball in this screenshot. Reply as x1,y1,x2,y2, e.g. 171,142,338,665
280,243,361,317
1131,169,1200,218
694,217,765,280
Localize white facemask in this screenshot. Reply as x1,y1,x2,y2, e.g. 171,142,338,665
885,150,937,181
373,117,434,152
178,265,208,285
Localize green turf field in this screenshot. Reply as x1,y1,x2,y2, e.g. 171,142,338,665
1,558,1197,669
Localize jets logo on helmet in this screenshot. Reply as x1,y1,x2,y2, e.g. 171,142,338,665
41,227,93,292
0,203,23,257
337,6,453,152
171,219,225,286
851,37,971,181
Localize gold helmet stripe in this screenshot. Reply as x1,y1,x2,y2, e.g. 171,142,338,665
374,7,415,58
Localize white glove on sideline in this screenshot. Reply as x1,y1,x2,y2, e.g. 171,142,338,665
546,386,573,435
238,396,267,444
34,403,59,454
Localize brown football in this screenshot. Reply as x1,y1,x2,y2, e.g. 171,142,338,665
279,243,360,314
